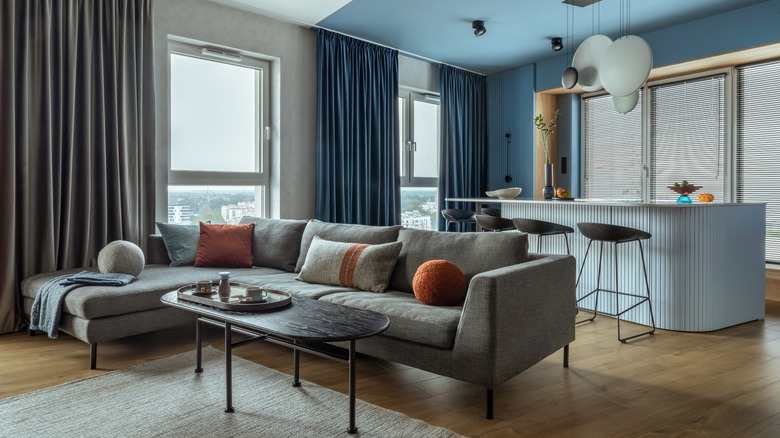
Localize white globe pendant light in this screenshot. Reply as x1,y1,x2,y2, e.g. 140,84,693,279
600,35,653,97
572,34,612,92
612,89,640,113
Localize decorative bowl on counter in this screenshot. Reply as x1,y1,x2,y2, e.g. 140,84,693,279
667,185,702,204
486,187,522,199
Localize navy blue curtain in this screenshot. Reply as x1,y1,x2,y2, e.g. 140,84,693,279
315,29,400,225
438,65,487,231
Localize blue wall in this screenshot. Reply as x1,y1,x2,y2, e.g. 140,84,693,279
488,0,780,195
486,64,535,196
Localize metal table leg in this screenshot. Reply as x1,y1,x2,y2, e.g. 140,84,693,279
292,341,301,387
195,317,203,373
225,322,234,413
348,339,357,434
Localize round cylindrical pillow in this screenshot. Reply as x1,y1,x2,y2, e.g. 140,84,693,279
97,240,145,277
412,260,467,306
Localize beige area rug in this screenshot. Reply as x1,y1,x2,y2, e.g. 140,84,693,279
0,347,462,437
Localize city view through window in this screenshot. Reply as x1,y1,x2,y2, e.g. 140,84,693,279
169,186,438,230
167,186,257,224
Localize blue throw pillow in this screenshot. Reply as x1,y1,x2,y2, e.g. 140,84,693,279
156,222,200,267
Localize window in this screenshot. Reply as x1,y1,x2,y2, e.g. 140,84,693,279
649,75,726,203
737,60,780,263
167,41,270,224
398,89,440,230
583,93,643,200
582,72,727,204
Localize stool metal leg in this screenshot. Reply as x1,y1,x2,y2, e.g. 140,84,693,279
564,233,571,255
614,240,656,342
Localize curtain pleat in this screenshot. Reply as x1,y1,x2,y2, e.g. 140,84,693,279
315,29,399,226
437,65,487,231
0,0,156,334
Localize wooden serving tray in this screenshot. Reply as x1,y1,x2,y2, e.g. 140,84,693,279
177,282,292,312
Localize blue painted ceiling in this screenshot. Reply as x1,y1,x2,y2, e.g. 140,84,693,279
314,0,770,75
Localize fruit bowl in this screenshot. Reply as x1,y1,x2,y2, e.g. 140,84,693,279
667,185,702,195
668,185,702,204
486,187,522,199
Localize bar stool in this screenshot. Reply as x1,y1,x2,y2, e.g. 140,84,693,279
481,207,501,217
512,218,574,254
441,209,476,232
475,214,514,231
575,222,656,342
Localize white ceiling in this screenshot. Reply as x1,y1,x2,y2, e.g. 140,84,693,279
211,0,351,27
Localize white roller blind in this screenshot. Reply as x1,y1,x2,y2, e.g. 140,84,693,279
649,75,726,202
737,60,780,263
583,93,643,200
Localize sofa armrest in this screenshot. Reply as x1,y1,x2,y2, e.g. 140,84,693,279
146,234,171,266
451,254,576,387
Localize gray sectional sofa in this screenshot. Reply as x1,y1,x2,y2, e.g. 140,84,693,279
22,217,576,418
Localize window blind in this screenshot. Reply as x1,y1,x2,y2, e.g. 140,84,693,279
737,60,780,263
583,93,643,200
649,75,726,203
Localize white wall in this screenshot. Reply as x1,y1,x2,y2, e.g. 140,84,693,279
153,0,317,219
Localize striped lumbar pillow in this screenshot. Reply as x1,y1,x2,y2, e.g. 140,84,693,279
297,236,403,293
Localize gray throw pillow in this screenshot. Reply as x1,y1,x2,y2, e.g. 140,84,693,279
388,228,529,293
297,237,403,293
155,222,200,267
294,221,403,273
238,216,308,271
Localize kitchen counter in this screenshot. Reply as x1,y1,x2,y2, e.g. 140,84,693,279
446,197,766,332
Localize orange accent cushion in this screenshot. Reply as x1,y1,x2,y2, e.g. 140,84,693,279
412,260,468,306
194,222,254,268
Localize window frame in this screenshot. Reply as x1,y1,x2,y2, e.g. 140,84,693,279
166,40,271,216
580,68,734,203
398,88,441,188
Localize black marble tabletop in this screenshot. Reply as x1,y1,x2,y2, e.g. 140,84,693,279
161,292,389,342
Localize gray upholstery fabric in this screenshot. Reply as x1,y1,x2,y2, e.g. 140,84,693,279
238,217,308,271
331,334,454,378
320,291,462,349
229,273,356,299
21,265,287,320
146,235,171,265
297,237,402,293
451,254,576,387
294,221,402,272
388,228,529,293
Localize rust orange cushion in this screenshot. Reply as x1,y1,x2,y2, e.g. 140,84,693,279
412,260,467,306
194,222,254,268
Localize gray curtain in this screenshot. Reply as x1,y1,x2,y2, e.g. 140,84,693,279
0,0,156,334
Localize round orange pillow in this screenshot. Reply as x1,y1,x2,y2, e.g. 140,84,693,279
413,260,468,306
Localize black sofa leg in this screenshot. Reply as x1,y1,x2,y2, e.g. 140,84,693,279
90,344,97,370
29,329,37,336
486,388,494,419
563,344,569,368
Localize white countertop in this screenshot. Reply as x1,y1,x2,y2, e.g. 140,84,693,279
445,197,763,207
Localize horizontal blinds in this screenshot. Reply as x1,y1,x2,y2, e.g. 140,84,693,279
583,93,643,201
649,75,726,203
737,60,780,263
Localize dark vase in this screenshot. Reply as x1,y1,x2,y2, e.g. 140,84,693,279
542,163,555,199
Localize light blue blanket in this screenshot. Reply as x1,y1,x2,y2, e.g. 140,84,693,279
30,271,136,338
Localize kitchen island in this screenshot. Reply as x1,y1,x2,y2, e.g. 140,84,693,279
446,197,766,332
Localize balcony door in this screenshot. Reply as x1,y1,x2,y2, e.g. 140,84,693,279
398,89,440,230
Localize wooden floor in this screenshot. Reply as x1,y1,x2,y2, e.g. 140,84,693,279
3,302,780,437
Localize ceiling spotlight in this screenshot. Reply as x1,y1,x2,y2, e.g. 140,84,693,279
472,20,486,37
551,37,563,52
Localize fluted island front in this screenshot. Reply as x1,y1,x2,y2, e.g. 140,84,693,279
446,198,766,332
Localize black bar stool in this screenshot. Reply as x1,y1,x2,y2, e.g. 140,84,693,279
475,214,514,231
575,222,656,342
481,207,501,217
441,209,476,232
512,218,574,254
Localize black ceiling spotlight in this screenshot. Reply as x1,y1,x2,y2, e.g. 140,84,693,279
472,20,486,37
551,37,564,52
